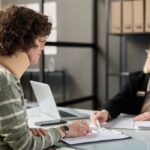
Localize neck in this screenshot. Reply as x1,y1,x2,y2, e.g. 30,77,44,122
0,52,30,79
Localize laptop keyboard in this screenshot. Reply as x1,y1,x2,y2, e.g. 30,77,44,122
59,110,77,117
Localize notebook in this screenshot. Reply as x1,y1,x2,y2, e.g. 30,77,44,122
30,80,89,123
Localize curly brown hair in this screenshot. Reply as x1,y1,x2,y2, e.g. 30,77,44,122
0,5,52,56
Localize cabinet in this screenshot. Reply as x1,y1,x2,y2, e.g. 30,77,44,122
105,0,150,100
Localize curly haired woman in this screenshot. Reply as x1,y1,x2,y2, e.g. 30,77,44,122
0,5,89,150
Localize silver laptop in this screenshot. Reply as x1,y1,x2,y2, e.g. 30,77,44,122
30,80,89,122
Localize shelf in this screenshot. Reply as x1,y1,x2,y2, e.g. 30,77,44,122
108,72,129,77
45,41,95,48
109,32,150,36
27,68,64,73
105,0,150,100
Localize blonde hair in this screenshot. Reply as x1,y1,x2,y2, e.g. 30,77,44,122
143,49,150,73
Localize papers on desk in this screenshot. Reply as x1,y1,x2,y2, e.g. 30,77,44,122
62,128,130,145
102,114,136,129
102,114,150,130
135,121,150,129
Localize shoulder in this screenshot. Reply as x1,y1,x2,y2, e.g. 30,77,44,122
129,71,146,81
0,67,11,89
128,71,148,90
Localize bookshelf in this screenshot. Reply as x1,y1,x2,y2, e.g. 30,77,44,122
105,0,150,100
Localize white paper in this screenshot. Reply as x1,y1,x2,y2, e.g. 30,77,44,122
102,114,137,129
62,128,130,145
101,114,150,130
135,121,150,129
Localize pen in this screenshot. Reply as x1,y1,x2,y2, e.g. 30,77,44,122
93,113,101,128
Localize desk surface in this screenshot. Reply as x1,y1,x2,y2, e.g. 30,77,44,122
27,107,150,150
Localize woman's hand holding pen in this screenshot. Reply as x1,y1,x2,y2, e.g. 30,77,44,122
90,109,110,127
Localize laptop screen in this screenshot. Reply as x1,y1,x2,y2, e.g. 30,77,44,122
30,80,61,120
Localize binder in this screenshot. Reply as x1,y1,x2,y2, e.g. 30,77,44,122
122,1,133,33
133,0,144,33
111,1,122,33
145,0,150,32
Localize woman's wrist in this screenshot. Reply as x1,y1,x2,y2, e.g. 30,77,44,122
56,127,66,139
61,125,69,137
56,125,70,139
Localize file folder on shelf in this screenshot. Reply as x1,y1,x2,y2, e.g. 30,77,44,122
145,0,150,32
133,0,144,33
122,1,133,33
111,1,122,33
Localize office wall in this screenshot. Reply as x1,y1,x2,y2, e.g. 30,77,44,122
45,0,93,106
1,0,40,9
48,0,93,108
55,0,93,101
97,0,107,105
0,0,2,9
57,0,92,43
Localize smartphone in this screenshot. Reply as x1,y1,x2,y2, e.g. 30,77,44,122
35,120,66,126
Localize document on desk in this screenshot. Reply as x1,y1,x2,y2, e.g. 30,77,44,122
62,128,130,145
136,121,150,129
101,114,150,129
102,114,136,129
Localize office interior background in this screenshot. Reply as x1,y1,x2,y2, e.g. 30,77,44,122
1,0,150,110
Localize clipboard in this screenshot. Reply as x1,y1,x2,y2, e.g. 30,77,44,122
62,128,131,145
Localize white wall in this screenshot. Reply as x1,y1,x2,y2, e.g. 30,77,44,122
53,0,93,104
0,0,2,9
57,0,92,43
2,0,39,7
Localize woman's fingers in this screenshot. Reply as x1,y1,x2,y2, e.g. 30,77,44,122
30,128,48,136
90,110,109,127
39,128,48,136
134,112,150,121
30,128,37,136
